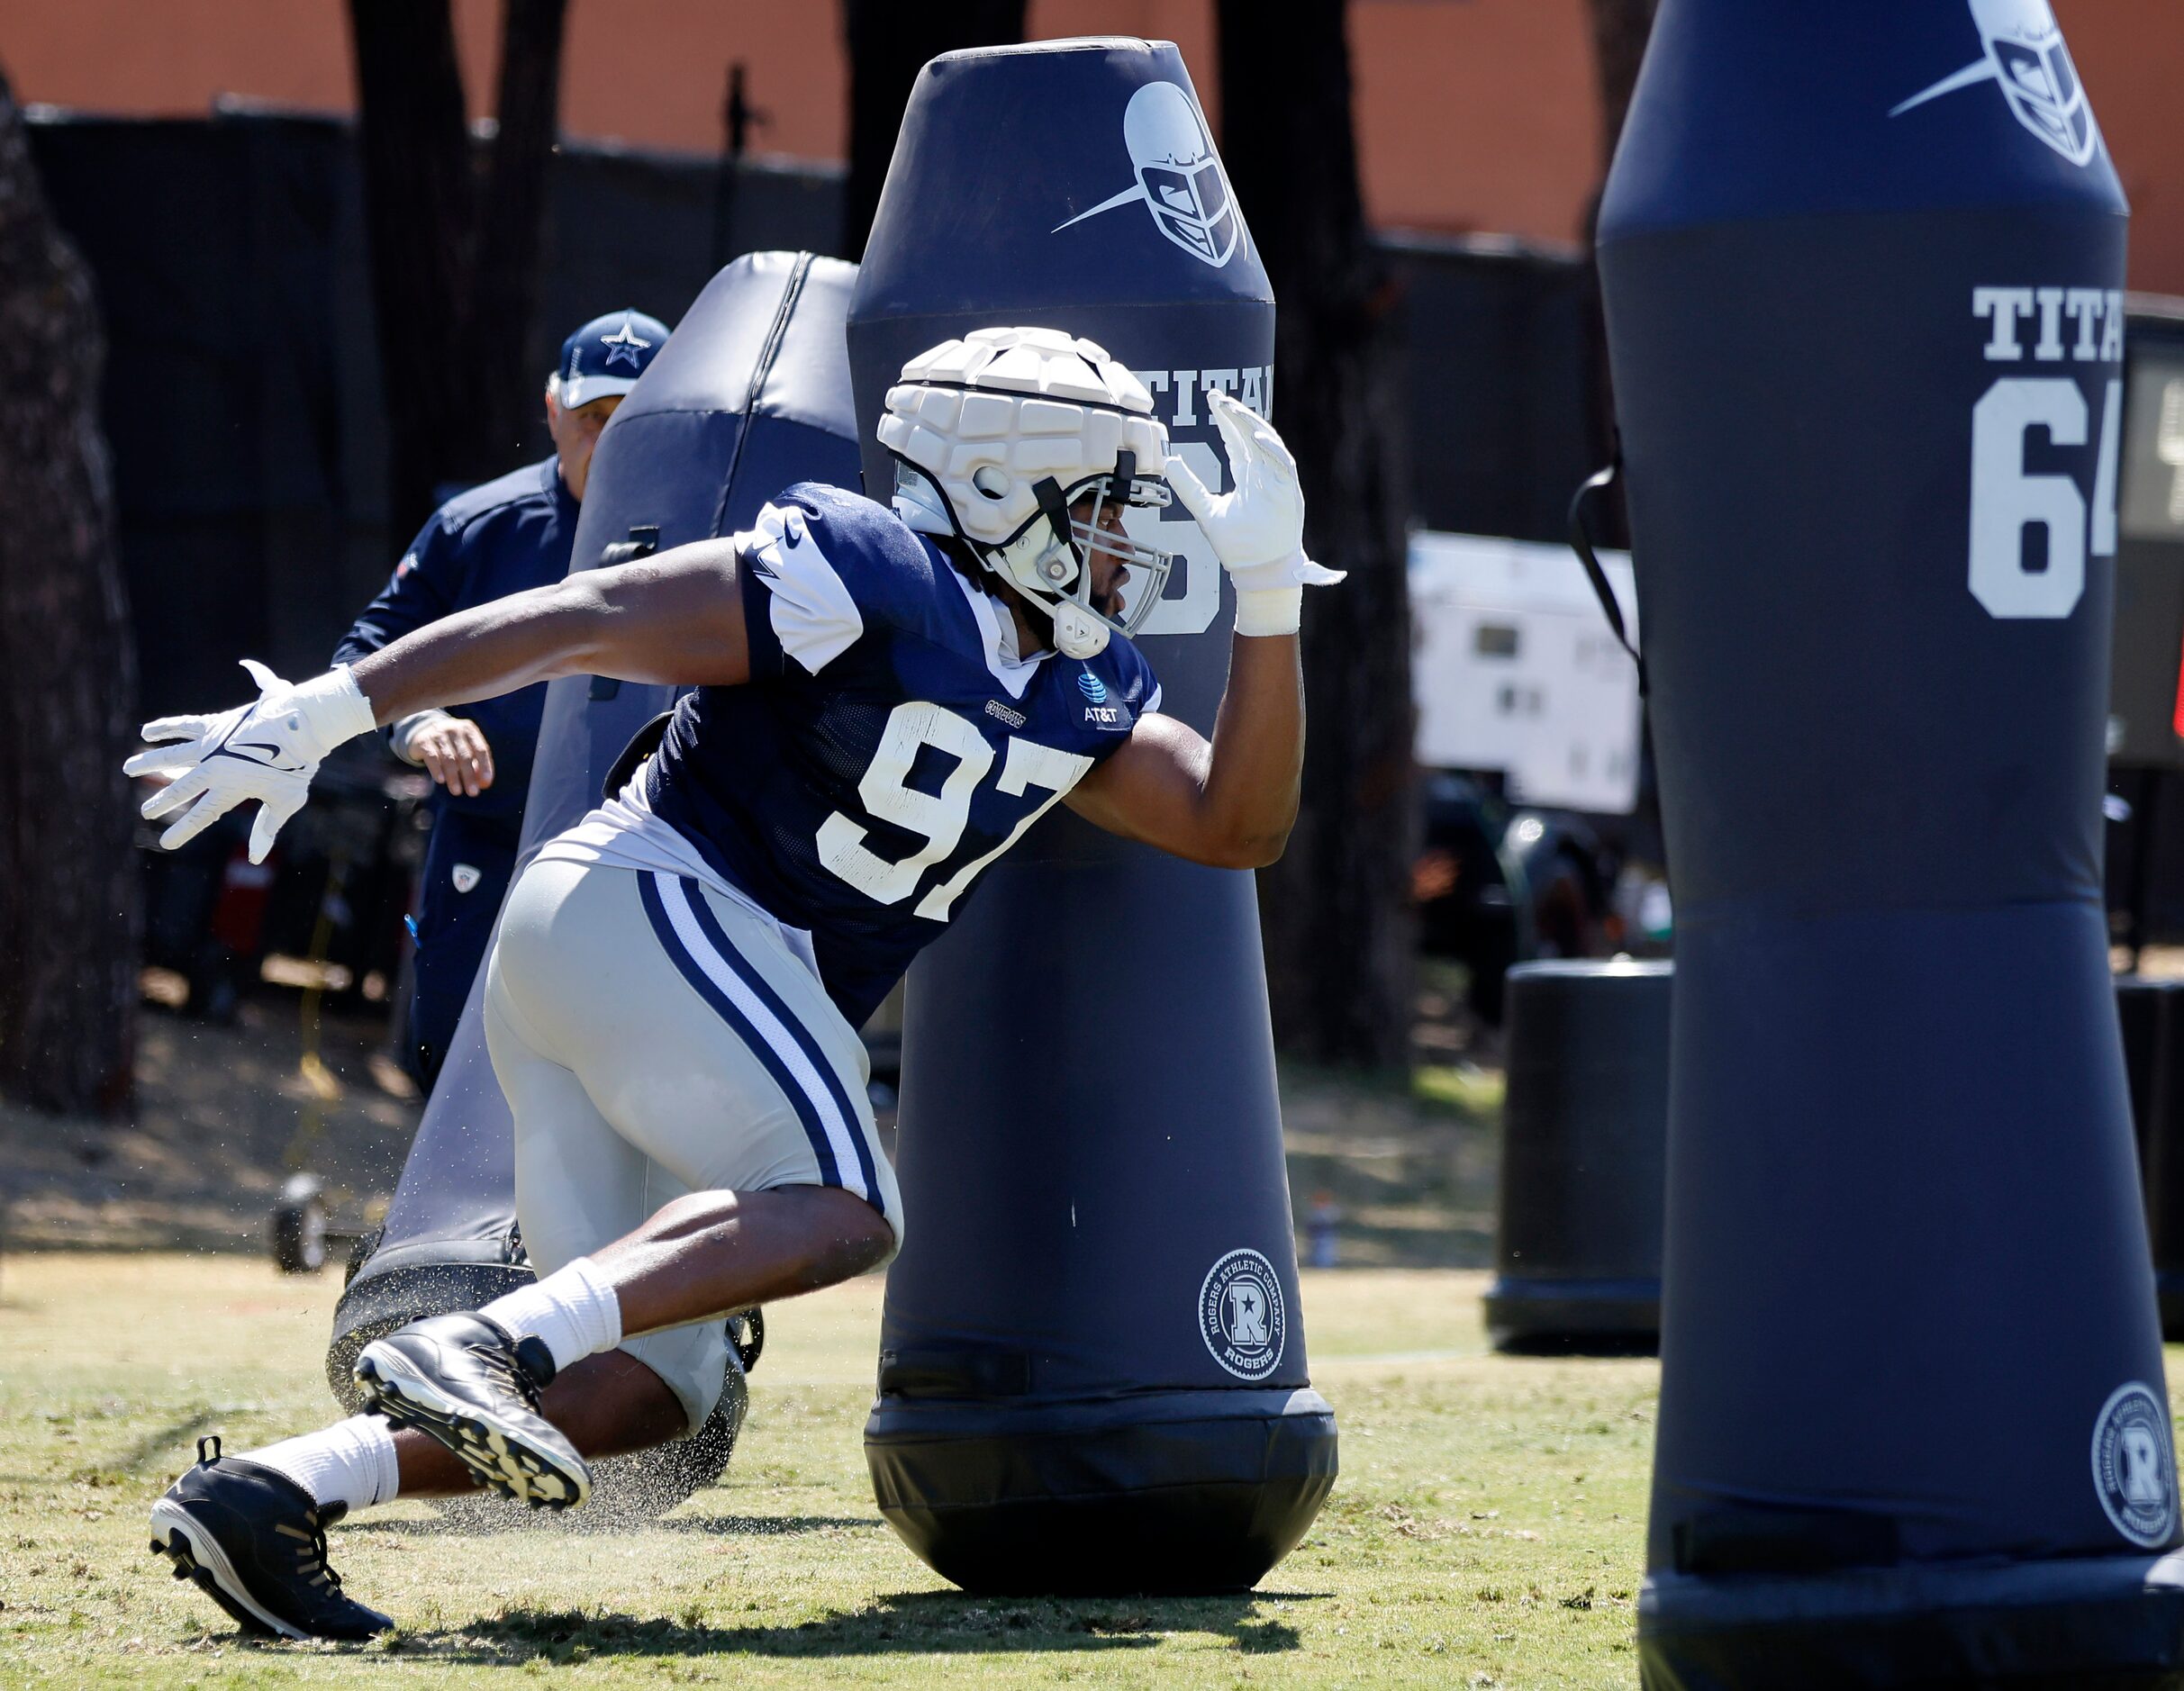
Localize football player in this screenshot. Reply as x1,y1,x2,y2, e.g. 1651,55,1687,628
131,328,1338,1640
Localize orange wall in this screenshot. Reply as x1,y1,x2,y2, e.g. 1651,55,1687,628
0,0,1600,251
2055,0,2184,301
2,0,2178,289
1353,0,1598,244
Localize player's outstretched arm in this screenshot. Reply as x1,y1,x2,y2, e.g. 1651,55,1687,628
125,540,753,861
350,538,751,719
1065,392,1342,870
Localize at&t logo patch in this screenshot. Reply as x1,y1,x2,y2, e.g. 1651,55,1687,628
1199,1248,1285,1380
2092,1381,2179,1548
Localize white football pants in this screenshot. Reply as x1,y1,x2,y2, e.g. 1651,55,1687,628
483,855,902,1432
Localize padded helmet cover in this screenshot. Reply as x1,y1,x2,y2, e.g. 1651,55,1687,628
877,329,1174,658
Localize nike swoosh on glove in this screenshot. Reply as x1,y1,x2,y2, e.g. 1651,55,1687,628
124,660,377,863
1163,390,1346,593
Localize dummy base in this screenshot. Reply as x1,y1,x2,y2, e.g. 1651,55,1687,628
865,1387,1337,1596
1640,1551,2184,1690
1484,1274,1661,1355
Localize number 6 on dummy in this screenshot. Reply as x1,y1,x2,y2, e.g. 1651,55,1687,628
1967,285,2124,619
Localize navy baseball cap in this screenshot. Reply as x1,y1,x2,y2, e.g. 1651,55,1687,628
549,309,670,408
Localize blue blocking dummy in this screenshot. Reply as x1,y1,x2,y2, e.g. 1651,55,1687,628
329,252,861,1520
1599,4,2184,1683
852,39,1337,1596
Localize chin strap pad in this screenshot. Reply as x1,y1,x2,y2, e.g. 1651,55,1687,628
1050,599,1110,659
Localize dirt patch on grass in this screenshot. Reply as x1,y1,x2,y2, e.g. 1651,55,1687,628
0,966,1502,1271
0,999,421,1255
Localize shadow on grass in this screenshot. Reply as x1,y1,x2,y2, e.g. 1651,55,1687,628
105,1407,225,1478
391,1589,1321,1662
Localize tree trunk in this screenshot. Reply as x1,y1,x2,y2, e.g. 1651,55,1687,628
1587,0,1659,170
347,0,568,539
1219,0,1416,1069
348,0,476,541
0,69,139,1115
1579,0,1659,540
471,0,569,474
840,0,1025,261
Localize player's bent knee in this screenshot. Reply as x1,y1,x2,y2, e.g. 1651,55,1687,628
805,1185,899,1282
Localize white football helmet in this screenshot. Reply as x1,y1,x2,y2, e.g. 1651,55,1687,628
876,326,1174,658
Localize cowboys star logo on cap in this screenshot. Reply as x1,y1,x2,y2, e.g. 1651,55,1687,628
1053,81,1240,268
600,313,652,369
551,308,670,408
1891,0,2101,167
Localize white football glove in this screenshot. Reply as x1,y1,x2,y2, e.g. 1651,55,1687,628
1163,389,1345,636
124,659,377,863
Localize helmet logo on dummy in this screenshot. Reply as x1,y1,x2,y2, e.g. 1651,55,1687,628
450,863,482,894
2092,1382,2179,1548
1052,81,1238,267
1199,1248,1285,1380
1890,0,2100,167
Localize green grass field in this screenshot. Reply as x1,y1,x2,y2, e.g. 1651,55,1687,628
0,1253,1656,1687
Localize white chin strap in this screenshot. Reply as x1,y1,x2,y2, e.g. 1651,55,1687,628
894,462,1117,658
1048,600,1110,659
989,511,1111,656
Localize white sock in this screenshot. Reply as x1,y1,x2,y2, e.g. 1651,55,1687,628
479,1256,623,1374
242,1415,400,1515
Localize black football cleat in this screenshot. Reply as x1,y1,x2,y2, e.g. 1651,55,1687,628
353,1312,590,1509
148,1436,391,1641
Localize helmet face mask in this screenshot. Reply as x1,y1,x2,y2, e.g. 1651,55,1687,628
1023,452,1174,646
877,328,1177,659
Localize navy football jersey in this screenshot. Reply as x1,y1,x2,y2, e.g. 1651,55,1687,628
645,484,1161,1025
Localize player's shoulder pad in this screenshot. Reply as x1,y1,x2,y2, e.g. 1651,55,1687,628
746,484,949,674
771,483,938,594
431,457,561,538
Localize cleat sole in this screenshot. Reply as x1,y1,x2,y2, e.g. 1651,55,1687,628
150,1499,302,1641
353,1344,589,1511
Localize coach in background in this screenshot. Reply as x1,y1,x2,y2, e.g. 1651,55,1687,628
338,310,671,1086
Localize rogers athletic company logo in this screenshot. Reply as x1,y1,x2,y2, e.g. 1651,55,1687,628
1199,1248,1286,1380
2091,1382,2179,1548
1892,0,2101,167
1053,81,1239,267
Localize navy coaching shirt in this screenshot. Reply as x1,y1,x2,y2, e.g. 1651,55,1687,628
335,457,580,818
645,484,1161,1026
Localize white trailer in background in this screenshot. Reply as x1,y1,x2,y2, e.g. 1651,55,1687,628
1408,529,1643,818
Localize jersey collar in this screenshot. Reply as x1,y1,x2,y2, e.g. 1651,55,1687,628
947,564,1048,700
